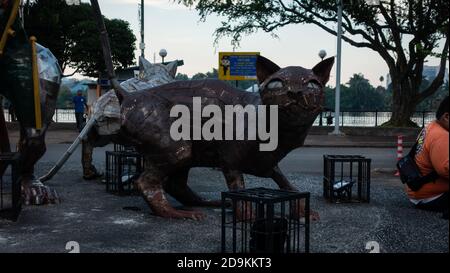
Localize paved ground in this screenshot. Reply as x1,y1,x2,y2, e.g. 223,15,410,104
6,128,416,148
0,143,448,253
35,143,401,173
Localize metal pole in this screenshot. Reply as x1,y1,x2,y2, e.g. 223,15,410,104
331,0,343,135
375,109,378,126
140,0,145,58
422,111,425,128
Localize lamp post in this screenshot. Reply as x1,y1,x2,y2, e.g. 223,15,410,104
330,0,344,135
139,0,145,58
318,49,327,126
319,49,327,61
159,49,167,64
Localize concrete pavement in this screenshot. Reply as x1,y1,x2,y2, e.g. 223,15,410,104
2,126,446,253
6,128,416,148
0,142,447,253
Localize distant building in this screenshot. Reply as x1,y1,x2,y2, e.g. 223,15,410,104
422,65,449,82
386,65,449,88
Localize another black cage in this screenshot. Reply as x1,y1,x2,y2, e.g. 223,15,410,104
0,153,21,221
323,155,371,203
221,187,310,253
105,151,143,195
114,144,136,153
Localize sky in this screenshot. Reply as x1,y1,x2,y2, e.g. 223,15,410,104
76,0,447,87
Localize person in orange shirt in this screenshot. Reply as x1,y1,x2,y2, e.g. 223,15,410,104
407,96,448,219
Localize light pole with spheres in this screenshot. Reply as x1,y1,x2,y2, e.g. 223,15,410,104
159,49,167,64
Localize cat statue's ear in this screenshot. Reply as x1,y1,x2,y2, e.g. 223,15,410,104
139,56,153,79
165,60,178,79
312,57,334,85
256,55,281,84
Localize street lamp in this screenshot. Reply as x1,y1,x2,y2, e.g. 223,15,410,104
159,49,167,64
330,0,344,135
318,50,327,126
139,0,145,58
319,49,327,61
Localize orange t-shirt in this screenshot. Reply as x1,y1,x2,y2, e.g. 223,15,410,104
406,121,449,200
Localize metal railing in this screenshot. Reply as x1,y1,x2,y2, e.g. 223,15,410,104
3,108,76,123
314,110,434,127
3,109,435,127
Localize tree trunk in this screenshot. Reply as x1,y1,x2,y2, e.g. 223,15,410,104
382,70,420,127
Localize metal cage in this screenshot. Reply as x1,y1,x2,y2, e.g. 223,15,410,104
105,151,143,195
221,187,310,253
113,143,136,153
323,155,371,203
0,152,21,221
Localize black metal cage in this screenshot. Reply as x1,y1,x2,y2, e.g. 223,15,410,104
323,155,371,203
0,152,21,221
114,143,136,153
105,151,143,195
221,187,310,253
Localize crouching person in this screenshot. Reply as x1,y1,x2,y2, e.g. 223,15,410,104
406,96,448,219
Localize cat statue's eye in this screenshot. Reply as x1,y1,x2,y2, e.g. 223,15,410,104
307,81,321,89
267,80,283,89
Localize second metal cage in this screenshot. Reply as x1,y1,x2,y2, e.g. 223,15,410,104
323,155,371,203
105,151,143,195
221,187,310,253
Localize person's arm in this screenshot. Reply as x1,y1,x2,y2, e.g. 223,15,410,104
429,132,449,179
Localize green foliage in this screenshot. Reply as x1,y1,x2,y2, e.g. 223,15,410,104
175,73,189,81
56,85,73,109
325,74,390,111
416,80,449,111
179,0,448,49
182,68,257,90
24,0,136,77
192,68,219,79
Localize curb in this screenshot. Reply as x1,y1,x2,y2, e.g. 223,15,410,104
303,143,415,148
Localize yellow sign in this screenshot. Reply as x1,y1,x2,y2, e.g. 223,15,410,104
218,52,260,81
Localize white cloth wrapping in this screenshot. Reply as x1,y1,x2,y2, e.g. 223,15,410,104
92,58,177,135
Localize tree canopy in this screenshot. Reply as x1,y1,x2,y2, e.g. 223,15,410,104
325,73,386,111
24,0,136,77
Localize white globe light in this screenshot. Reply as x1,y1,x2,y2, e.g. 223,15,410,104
159,49,167,58
318,49,327,60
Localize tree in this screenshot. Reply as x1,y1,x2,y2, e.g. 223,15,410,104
180,0,449,127
24,0,136,77
190,68,257,89
324,73,386,111
56,85,73,109
344,73,384,110
416,79,449,111
175,73,189,80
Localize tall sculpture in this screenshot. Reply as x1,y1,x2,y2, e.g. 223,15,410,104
0,0,61,205
122,56,334,220
38,56,178,182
